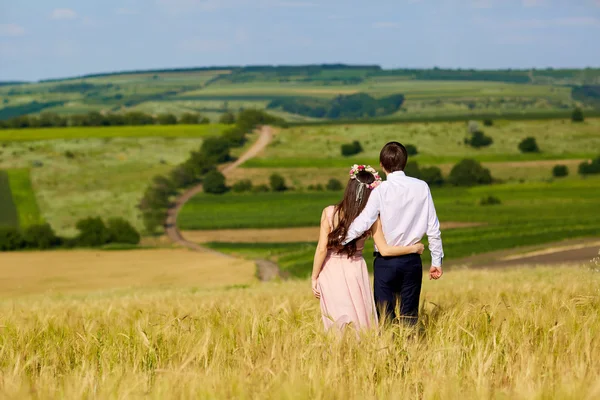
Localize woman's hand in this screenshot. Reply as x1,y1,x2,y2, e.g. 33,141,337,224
311,278,321,299
413,243,425,254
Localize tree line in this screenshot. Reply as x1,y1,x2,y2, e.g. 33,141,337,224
0,110,240,129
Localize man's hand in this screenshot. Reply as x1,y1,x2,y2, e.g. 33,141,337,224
311,278,321,298
429,266,443,280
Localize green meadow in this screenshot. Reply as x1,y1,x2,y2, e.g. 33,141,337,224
0,170,19,228
0,124,226,142
245,118,600,168
5,169,43,228
185,178,600,277
0,136,208,235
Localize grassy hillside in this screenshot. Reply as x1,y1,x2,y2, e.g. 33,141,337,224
0,136,208,235
245,118,600,168
1,265,599,398
2,65,599,122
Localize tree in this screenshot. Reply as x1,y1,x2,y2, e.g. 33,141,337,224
107,218,140,244
552,165,569,178
341,141,363,157
420,166,444,186
448,159,493,186
222,127,247,147
170,162,200,188
0,227,25,251
252,184,270,193
201,137,231,163
465,131,493,148
203,171,228,194
270,174,287,192
232,179,253,193
326,178,343,191
157,113,177,125
405,144,418,156
483,119,494,127
179,113,200,124
578,156,600,175
75,217,110,247
518,137,540,153
404,161,421,178
219,112,236,124
142,209,167,235
22,223,60,249
571,107,584,123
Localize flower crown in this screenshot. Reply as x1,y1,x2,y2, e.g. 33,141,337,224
349,164,382,190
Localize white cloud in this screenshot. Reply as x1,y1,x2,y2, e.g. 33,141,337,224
0,23,26,37
116,8,139,15
51,8,78,20
373,22,399,29
512,17,599,28
155,0,226,13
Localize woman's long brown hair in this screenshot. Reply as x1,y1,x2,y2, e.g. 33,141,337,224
327,170,376,257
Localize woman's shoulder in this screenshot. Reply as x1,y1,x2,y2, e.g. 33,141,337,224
322,205,336,224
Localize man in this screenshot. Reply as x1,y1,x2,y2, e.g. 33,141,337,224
344,141,443,325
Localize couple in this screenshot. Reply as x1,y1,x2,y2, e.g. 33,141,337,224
311,141,444,331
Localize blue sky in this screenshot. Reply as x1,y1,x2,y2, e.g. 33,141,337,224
1,0,599,81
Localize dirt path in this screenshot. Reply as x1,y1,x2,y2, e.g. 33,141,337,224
182,222,484,244
446,238,600,269
164,126,274,255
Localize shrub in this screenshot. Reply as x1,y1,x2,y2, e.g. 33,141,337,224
170,163,200,188
142,209,167,235
232,179,253,193
405,144,418,156
201,137,231,163
222,127,247,147
420,166,444,186
571,107,584,123
480,195,502,206
219,112,236,124
326,178,343,191
252,184,270,193
23,223,60,249
199,117,210,124
269,174,287,192
483,119,494,126
75,217,110,247
157,113,177,125
578,156,600,175
465,131,493,148
404,161,421,178
106,218,140,245
518,137,540,153
179,113,200,124
65,150,76,159
448,159,493,186
340,141,363,157
0,227,25,251
552,165,569,178
203,171,228,194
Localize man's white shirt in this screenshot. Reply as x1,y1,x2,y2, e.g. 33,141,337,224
344,171,444,267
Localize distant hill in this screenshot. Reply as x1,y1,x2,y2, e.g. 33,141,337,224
1,64,599,122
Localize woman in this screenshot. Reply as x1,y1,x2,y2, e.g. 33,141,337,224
311,165,424,332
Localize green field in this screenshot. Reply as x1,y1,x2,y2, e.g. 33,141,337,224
183,178,600,277
0,124,226,142
0,170,19,228
0,136,207,235
245,118,600,168
5,169,43,228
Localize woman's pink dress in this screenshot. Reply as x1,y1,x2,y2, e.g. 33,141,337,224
317,206,378,331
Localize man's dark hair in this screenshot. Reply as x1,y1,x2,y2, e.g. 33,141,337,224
380,141,408,173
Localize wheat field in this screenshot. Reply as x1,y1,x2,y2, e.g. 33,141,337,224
1,263,599,399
